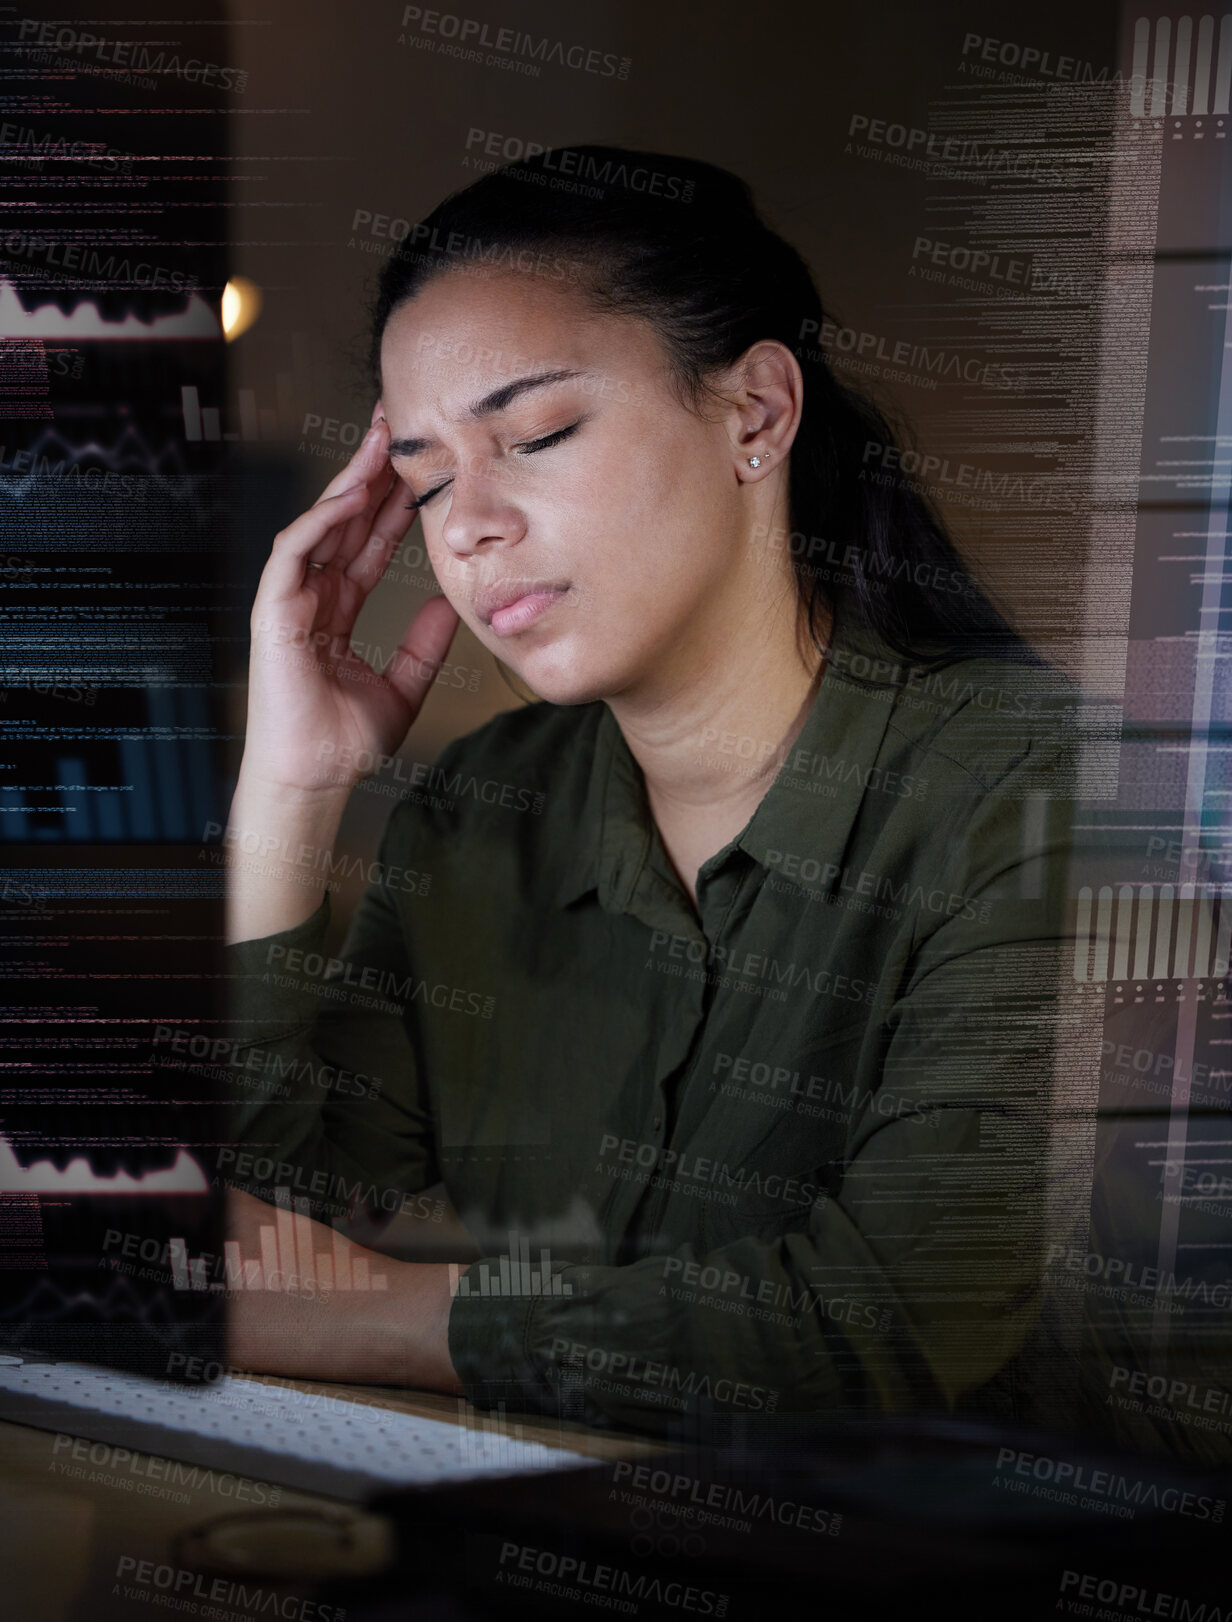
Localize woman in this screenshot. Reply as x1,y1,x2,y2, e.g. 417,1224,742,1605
223,145,1077,1436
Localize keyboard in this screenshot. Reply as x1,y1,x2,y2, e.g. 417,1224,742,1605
0,1353,592,1501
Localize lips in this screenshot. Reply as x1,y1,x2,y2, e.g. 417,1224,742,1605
475,580,570,638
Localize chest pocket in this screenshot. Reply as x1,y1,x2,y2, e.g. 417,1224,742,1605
696,1016,878,1249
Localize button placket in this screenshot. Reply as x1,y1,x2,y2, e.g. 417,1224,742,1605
627,855,756,1249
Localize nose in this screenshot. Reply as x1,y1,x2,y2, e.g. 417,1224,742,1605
437,455,526,559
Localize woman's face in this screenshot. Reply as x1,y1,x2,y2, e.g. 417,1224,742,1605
378,267,785,708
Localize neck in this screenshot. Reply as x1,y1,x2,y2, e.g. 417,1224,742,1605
607,594,828,904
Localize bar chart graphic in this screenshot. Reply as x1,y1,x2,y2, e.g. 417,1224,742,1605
449,1231,574,1299
453,1395,537,1469
170,1189,388,1293
181,383,272,444
180,330,321,443
1073,884,1232,982
1130,14,1232,122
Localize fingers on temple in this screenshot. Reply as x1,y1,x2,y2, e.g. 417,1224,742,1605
344,470,420,592
311,420,390,509
384,597,462,713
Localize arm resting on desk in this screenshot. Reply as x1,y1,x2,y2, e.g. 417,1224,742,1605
225,1187,463,1392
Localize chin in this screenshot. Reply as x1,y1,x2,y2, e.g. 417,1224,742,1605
506,641,632,708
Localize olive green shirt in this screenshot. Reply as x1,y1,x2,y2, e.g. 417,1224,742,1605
224,607,1079,1436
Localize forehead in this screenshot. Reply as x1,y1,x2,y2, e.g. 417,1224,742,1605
378,267,654,411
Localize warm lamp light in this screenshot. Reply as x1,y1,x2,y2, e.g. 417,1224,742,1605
222,276,262,341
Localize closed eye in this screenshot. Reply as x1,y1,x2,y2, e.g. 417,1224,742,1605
405,482,449,513
514,421,581,455
404,421,582,510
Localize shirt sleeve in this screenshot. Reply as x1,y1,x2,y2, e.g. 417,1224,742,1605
446,739,1076,1435
222,803,439,1226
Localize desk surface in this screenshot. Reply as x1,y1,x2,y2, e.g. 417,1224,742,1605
0,1372,665,1622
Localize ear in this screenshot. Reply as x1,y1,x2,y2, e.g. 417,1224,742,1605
728,341,802,482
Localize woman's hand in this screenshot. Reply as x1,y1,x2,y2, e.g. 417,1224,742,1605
242,409,460,798
224,1187,462,1390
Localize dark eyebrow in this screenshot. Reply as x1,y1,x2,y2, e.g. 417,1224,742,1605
386,369,586,459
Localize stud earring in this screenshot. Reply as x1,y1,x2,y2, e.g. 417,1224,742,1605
748,453,766,468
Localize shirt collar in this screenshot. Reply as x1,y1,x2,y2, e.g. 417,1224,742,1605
553,701,640,909
553,600,907,910
737,604,903,876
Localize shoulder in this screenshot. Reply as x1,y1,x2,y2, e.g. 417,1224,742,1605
884,652,1079,793
822,628,1083,801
